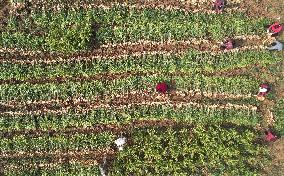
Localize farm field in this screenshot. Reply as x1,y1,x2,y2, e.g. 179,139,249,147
1,0,284,175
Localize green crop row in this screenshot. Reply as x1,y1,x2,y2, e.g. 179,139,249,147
3,162,101,176
2,122,266,176
109,124,269,175
273,98,284,136
0,50,280,80
1,7,270,52
0,102,260,131
0,74,259,101
0,132,114,152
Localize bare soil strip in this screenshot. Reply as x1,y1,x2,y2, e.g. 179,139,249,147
0,90,257,116
0,35,274,65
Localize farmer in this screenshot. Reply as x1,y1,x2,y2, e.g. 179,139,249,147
264,130,277,142
220,39,235,50
267,22,283,37
257,83,270,101
156,82,169,94
213,0,225,13
115,136,126,151
267,41,283,51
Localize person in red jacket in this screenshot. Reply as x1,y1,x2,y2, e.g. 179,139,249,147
213,0,225,13
267,22,283,37
221,39,235,50
156,82,169,94
264,130,277,142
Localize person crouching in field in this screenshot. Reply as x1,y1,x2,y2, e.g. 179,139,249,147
156,80,176,94
267,22,283,37
213,0,225,13
267,40,283,51
257,83,270,101
156,82,170,94
220,39,235,50
264,129,278,142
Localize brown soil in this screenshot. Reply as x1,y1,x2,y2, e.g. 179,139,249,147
0,0,10,31
241,0,284,20
263,137,284,176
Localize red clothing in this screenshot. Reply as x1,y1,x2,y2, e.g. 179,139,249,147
258,84,270,97
213,0,225,12
268,22,283,34
156,82,168,93
265,131,277,142
221,39,234,50
224,40,234,49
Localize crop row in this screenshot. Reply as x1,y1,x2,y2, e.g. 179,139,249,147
0,148,115,168
0,99,261,131
0,119,258,139
0,89,258,117
4,162,100,176
273,98,284,135
1,7,271,52
1,89,254,108
13,0,244,14
0,49,279,82
0,34,273,63
0,67,255,85
0,34,270,57
0,132,114,152
109,124,268,175
0,73,260,101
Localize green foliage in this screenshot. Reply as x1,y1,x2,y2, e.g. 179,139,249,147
1,7,270,52
0,104,260,131
0,132,114,152
0,50,280,80
0,74,258,101
4,163,101,176
109,125,268,175
273,99,284,135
